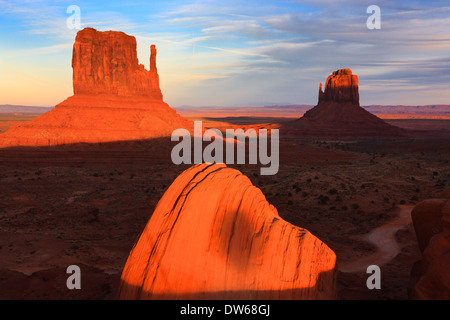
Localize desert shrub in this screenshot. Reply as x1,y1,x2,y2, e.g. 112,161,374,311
318,195,330,205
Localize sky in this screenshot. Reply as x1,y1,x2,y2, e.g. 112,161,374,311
0,0,449,107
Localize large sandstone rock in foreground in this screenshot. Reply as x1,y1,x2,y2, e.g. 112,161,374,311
285,68,403,137
411,199,447,253
410,191,450,299
0,28,191,147
118,163,337,299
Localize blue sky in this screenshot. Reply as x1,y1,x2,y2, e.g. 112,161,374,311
0,0,449,107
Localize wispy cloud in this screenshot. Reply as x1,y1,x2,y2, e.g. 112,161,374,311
1,0,449,106
3,43,72,58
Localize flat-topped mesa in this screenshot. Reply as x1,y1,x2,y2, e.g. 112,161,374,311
72,27,162,99
318,68,359,105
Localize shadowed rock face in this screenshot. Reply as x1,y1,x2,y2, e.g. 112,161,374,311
410,190,450,299
118,163,337,300
72,28,162,99
0,28,192,146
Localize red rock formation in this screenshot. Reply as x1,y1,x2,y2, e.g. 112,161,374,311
410,193,450,299
72,28,162,99
0,28,192,147
118,163,337,299
286,68,403,137
318,68,359,105
439,187,450,199
411,199,447,253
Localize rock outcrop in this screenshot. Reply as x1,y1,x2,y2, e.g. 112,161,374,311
285,68,403,137
439,187,450,199
0,28,191,147
411,199,447,253
72,28,162,99
318,68,359,105
118,163,337,300
410,191,450,299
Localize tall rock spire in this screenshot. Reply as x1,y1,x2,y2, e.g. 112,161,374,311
150,44,157,73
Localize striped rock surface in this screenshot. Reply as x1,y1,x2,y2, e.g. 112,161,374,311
118,163,337,299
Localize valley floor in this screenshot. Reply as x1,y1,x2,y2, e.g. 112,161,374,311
0,116,449,299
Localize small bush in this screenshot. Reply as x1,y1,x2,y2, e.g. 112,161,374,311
318,195,330,205
328,188,338,195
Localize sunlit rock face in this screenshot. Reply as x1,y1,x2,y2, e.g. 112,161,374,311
0,28,192,147
118,163,337,300
318,68,359,105
286,68,403,137
72,28,162,99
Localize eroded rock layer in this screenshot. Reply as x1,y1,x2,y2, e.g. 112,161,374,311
118,163,337,300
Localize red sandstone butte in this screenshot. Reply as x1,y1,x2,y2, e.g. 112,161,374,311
318,68,359,104
118,163,337,300
285,68,403,137
0,28,192,147
72,28,162,98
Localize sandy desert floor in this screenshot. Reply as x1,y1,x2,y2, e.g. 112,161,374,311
0,116,449,300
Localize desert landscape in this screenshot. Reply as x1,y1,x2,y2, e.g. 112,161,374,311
1,106,449,299
1,1,450,302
